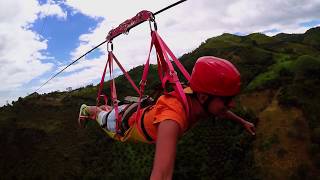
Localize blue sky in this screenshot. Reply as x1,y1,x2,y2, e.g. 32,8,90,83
31,6,102,64
0,0,320,106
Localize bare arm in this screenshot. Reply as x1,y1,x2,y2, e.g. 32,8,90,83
150,120,181,180
218,110,256,136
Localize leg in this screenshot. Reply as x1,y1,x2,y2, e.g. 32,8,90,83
78,104,112,128
86,106,103,120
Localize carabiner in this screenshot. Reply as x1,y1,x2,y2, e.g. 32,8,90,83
149,15,158,31
107,41,113,52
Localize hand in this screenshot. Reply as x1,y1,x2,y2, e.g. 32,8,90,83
242,121,256,136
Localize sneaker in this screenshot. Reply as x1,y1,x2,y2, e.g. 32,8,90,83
78,104,90,128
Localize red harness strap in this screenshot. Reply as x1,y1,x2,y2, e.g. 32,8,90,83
96,50,141,134
152,31,191,118
134,31,156,122
135,31,191,122
96,30,191,136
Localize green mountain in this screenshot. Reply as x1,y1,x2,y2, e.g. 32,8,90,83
1,27,320,179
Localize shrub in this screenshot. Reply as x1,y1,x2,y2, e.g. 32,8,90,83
311,128,320,144
277,86,300,107
308,143,320,156
294,55,320,80
258,134,279,151
290,164,310,180
276,147,288,158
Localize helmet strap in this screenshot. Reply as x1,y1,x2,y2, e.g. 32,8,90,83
192,93,214,115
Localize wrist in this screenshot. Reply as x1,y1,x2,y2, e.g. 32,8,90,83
239,118,247,126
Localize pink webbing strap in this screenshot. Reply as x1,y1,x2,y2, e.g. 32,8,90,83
153,35,170,94
96,49,146,134
157,34,191,81
153,31,190,118
156,52,163,83
96,53,111,107
108,53,121,133
95,51,121,133
111,53,140,95
95,53,112,120
135,31,156,122
156,53,167,94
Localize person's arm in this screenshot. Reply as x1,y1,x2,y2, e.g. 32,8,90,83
150,120,181,180
218,110,256,136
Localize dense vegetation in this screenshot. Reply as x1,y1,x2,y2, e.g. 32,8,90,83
0,27,319,179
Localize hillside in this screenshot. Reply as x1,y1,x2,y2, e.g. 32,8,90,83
0,26,320,179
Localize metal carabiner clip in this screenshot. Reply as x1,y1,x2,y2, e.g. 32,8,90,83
107,41,113,52
149,15,158,31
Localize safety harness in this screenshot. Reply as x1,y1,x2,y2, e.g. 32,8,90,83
96,10,191,137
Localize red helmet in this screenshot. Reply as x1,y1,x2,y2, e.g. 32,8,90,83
189,56,241,96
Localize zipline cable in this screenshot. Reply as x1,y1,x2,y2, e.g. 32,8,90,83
34,0,187,93
34,40,107,93
154,0,186,15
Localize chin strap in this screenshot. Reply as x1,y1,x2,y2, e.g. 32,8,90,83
195,94,214,115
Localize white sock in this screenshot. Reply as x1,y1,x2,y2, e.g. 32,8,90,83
96,111,108,126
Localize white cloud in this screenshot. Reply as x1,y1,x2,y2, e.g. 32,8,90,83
39,2,67,20
37,0,320,96
57,0,320,82
64,0,178,20
62,0,320,59
0,0,67,106
220,0,320,33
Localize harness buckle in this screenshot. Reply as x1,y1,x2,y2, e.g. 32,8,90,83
112,99,120,105
169,70,179,83
169,70,177,76
139,79,147,87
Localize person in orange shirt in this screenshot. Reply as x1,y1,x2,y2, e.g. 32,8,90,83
78,56,256,180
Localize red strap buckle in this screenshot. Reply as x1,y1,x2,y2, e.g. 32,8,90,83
139,79,147,87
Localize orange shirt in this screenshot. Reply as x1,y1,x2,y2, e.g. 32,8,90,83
126,93,193,143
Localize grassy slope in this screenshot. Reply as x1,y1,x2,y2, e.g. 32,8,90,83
241,90,317,179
